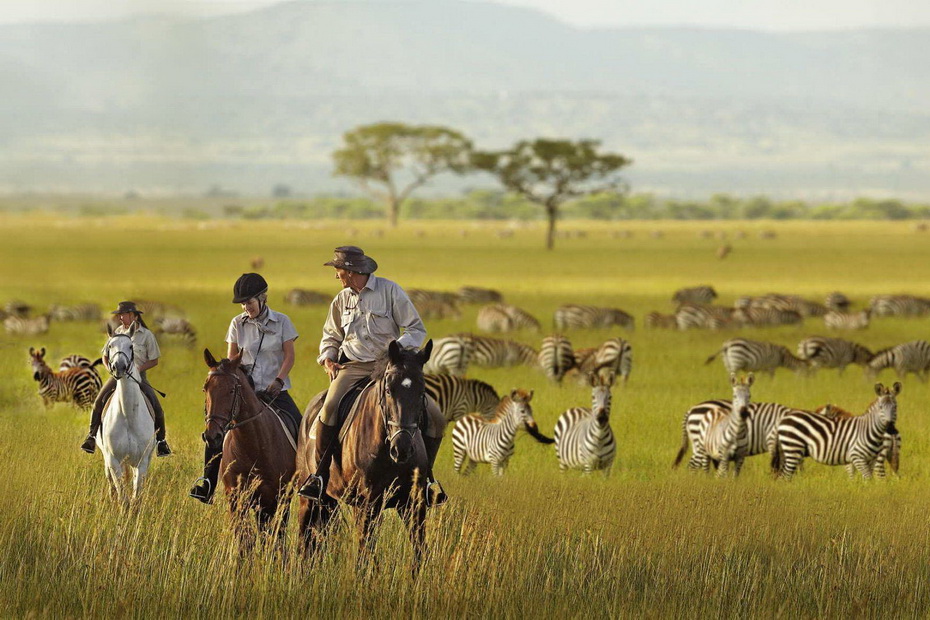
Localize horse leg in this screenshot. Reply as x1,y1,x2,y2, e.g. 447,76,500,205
401,500,428,579
356,507,382,576
131,452,152,508
105,454,126,508
298,497,334,560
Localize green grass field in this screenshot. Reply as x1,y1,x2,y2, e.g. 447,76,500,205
2,214,930,617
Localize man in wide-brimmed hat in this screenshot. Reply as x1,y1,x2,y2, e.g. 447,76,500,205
299,245,447,506
81,301,172,456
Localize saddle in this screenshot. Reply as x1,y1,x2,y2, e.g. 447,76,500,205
101,391,156,423
306,378,375,444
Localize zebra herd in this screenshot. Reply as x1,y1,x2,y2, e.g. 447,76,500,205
676,372,902,481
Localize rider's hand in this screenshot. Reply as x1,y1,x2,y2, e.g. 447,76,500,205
323,358,344,381
264,377,283,399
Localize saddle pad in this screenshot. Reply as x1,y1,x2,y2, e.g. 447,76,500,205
305,378,375,444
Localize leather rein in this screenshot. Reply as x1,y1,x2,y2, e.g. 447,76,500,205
206,368,264,433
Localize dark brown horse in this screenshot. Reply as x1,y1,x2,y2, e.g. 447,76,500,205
297,340,433,573
202,350,297,554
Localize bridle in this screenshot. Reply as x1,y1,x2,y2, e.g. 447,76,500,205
379,372,424,445
106,333,135,379
205,367,263,434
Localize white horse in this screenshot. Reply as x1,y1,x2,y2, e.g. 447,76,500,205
98,323,156,508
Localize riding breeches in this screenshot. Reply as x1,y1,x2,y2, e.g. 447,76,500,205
318,360,445,438
90,376,167,441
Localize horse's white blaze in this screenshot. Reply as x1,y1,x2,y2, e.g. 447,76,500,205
401,378,412,388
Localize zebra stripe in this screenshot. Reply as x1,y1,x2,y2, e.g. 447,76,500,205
457,286,503,304
423,335,474,376
477,303,540,332
705,338,808,376
866,340,930,381
454,334,537,368
58,354,103,372
824,292,851,312
823,309,870,330
672,285,717,306
538,334,575,383
735,294,827,317
48,303,102,322
451,389,537,476
816,405,901,478
553,305,634,330
869,295,930,318
4,315,50,335
152,316,197,347
29,347,102,410
772,382,901,480
424,373,499,421
574,338,631,385
733,307,803,327
4,299,32,318
797,336,872,374
675,304,736,330
645,311,678,329
554,377,616,474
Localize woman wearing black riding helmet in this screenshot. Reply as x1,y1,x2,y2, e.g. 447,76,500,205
189,273,302,504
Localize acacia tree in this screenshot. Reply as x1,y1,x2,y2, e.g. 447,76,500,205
332,122,473,227
472,139,632,250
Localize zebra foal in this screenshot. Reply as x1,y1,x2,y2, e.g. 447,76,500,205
451,389,539,476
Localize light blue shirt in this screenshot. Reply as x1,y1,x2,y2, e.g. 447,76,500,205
226,307,298,392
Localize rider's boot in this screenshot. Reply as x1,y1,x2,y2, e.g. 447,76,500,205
189,440,222,504
422,435,448,507
297,423,339,505
81,401,104,454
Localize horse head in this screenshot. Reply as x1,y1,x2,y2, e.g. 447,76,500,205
381,339,433,465
202,347,253,444
104,322,137,379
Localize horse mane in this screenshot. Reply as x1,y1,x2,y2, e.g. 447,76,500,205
369,347,426,383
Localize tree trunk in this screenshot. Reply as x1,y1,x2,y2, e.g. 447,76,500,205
388,198,400,228
545,205,558,250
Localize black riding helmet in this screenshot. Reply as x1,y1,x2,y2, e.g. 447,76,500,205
232,273,269,303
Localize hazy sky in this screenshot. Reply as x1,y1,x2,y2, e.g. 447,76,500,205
2,0,929,30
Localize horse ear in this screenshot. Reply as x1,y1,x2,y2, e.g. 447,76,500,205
388,340,402,364
420,339,433,363
204,348,218,368
106,322,114,337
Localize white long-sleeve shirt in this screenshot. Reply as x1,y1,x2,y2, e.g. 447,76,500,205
318,274,426,365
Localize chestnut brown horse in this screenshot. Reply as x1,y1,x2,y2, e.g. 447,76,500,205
202,349,297,554
297,340,433,573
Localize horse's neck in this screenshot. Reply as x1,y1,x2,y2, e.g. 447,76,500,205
114,373,145,417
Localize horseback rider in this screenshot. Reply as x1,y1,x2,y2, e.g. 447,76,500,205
189,272,302,504
81,301,172,456
297,246,448,506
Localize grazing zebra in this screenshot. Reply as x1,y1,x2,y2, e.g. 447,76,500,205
823,309,870,330
672,285,717,306
869,294,930,318
461,334,538,368
29,346,102,410
645,311,678,329
733,307,803,327
5,315,50,335
457,286,503,304
58,354,102,371
132,299,186,318
866,340,930,381
705,338,808,377
796,336,872,374
538,334,575,383
48,303,102,322
553,304,634,331
825,292,851,312
423,335,474,376
735,294,827,317
772,382,901,480
673,373,753,474
407,289,460,307
451,389,538,476
284,288,330,306
425,373,500,421
4,299,32,318
554,373,617,475
574,338,632,385
816,404,902,479
675,304,737,330
414,298,461,320
479,303,541,332
152,316,197,347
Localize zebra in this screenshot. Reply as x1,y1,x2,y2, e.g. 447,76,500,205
673,372,753,475
538,334,575,383
423,335,474,376
484,303,541,331
58,354,102,371
414,298,461,320
424,373,500,421
131,299,186,318
5,315,50,335
674,304,737,330
29,346,102,410
705,338,808,377
733,307,803,327
771,382,901,480
796,336,872,374
151,316,197,347
554,373,617,475
736,294,827,317
574,338,632,386
461,334,538,368
48,303,102,322
815,404,901,479
457,286,503,304
825,292,851,312
476,304,513,332
645,311,678,329
4,299,32,318
866,340,930,381
869,294,930,318
823,309,870,330
672,285,717,306
284,288,330,306
553,305,634,331
451,389,538,476
407,289,460,307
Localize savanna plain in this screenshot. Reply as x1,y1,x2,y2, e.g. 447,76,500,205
2,214,930,618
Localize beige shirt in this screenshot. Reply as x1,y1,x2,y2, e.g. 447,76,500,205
226,308,298,392
112,324,160,382
318,274,426,365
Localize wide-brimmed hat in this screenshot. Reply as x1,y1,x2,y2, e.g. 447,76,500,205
111,301,143,315
323,246,378,274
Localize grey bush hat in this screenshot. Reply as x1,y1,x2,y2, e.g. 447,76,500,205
111,301,143,315
323,246,378,274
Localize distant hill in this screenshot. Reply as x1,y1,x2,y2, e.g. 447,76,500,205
0,0,928,198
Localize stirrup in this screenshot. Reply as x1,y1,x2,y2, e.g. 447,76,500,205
297,474,325,501
189,477,213,504
426,479,448,507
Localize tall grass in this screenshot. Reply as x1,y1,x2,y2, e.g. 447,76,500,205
2,214,930,616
